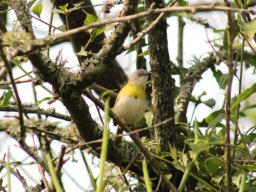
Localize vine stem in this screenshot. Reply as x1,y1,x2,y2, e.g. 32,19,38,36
223,0,233,191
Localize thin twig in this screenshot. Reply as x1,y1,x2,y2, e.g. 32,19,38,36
0,79,32,85
31,15,63,33
0,105,71,121
47,0,56,58
116,154,139,191
0,41,26,142
90,83,118,99
177,3,185,81
12,169,30,190
56,145,67,180
89,89,104,126
156,175,163,191
204,27,220,61
233,39,248,161
125,0,178,50
31,134,51,191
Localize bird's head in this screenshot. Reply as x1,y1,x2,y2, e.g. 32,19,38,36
128,69,150,87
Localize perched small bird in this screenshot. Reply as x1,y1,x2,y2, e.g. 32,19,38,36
113,69,150,141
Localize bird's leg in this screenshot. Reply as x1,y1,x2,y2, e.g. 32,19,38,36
130,125,140,140
113,119,141,146
113,118,126,145
113,125,123,146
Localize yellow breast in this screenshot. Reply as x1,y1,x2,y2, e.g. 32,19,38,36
117,82,146,100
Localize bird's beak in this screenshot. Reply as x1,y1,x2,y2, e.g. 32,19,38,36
144,71,151,76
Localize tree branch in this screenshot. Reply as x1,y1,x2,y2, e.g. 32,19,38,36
175,53,215,124
0,105,71,121
145,0,176,152
6,5,252,58
53,0,128,94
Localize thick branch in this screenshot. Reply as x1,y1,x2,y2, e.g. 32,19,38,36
146,0,176,151
53,0,127,93
75,0,139,90
9,0,101,143
174,49,252,125
175,54,215,123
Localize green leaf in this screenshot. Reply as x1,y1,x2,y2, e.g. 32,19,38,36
32,2,43,18
211,66,222,79
69,2,83,13
59,3,69,13
99,89,116,100
0,90,13,107
189,142,211,153
84,11,97,25
218,73,229,89
91,26,105,41
246,0,251,6
76,47,92,57
238,16,256,42
169,145,178,160
236,0,251,7
53,3,69,14
241,165,256,172
205,109,225,128
236,0,244,7
205,158,224,175
0,85,11,90
177,0,188,6
35,97,52,106
144,111,153,127
53,8,65,14
211,67,228,89
27,0,37,8
245,57,256,68
203,98,216,108
138,50,149,57
83,11,104,39
231,83,256,111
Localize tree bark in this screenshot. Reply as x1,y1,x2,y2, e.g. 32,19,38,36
145,0,176,151
53,0,127,95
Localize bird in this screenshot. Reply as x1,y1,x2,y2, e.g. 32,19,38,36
113,69,150,142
